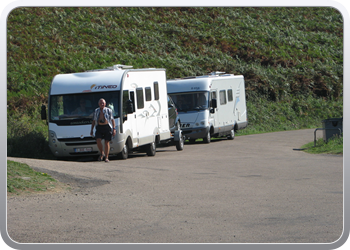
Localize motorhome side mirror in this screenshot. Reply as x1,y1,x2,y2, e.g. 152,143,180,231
41,104,47,120
126,100,134,114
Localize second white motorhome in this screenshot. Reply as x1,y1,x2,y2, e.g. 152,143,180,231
42,65,184,159
167,72,248,143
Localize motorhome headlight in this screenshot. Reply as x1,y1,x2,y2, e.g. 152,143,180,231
49,130,56,138
49,130,57,144
196,121,205,127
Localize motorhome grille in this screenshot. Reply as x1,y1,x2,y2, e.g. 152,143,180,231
57,137,96,142
182,130,192,135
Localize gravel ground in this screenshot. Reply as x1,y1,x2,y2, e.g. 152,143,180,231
5,129,344,247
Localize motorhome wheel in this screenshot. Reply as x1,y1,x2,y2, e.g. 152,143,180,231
176,135,184,151
227,129,235,140
203,131,211,143
118,143,129,160
175,121,181,131
146,142,156,156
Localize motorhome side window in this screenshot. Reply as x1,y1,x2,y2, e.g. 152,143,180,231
145,87,152,101
210,91,217,108
154,82,159,100
219,90,227,105
130,91,136,112
122,90,129,116
228,89,233,102
136,88,144,109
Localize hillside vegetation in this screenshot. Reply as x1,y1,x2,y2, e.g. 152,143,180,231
7,7,343,158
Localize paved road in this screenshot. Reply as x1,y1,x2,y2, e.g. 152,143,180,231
6,129,343,244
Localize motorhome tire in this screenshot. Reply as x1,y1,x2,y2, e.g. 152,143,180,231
203,131,211,143
118,144,129,160
146,142,156,156
227,129,235,140
176,136,184,151
175,121,181,131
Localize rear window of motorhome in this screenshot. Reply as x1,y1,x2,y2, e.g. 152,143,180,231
220,90,227,105
145,87,152,101
228,89,233,102
136,88,144,109
154,82,159,100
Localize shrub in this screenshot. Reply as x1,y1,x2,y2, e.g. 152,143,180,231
7,112,52,158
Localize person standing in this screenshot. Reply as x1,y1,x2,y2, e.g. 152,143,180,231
90,98,116,162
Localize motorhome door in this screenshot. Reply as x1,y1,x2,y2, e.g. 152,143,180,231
122,90,138,146
135,87,157,145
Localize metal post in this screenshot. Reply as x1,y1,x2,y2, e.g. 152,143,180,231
314,128,342,147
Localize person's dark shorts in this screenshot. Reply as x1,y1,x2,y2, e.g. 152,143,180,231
95,124,112,141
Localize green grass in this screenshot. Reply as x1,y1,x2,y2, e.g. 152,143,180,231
6,7,343,159
7,7,343,111
301,136,343,154
7,160,64,195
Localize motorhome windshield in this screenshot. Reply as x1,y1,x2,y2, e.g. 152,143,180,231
169,92,209,112
49,91,120,125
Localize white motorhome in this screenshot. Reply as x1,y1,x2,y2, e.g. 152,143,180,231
42,65,183,159
167,72,248,143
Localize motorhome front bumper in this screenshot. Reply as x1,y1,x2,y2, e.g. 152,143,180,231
181,127,209,139
49,134,124,157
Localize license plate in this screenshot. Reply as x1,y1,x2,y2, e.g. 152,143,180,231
74,147,92,153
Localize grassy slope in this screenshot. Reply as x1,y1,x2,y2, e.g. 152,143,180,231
7,160,67,195
7,7,343,157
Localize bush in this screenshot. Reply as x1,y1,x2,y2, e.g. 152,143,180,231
7,112,52,159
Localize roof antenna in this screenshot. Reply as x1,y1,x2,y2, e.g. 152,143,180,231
107,65,134,70
209,71,226,76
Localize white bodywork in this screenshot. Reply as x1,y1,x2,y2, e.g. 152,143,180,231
47,66,170,157
167,73,248,141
